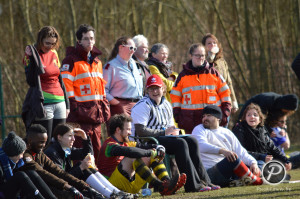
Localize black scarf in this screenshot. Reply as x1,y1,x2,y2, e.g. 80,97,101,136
146,57,169,78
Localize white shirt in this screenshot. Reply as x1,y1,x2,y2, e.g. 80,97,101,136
192,124,257,169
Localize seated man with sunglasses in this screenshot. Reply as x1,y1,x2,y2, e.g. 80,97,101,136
103,36,144,117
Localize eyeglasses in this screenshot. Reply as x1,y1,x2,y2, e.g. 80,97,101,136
148,87,161,92
192,54,205,58
122,45,137,52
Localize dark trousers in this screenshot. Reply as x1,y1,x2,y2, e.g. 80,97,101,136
157,136,211,192
34,118,66,145
73,123,102,167
207,158,240,187
2,170,56,199
289,151,300,169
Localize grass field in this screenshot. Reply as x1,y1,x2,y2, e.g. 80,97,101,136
144,147,300,198
145,169,300,199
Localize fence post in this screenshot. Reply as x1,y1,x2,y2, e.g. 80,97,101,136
0,64,5,140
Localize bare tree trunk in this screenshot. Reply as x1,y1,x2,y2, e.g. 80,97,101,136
0,58,22,114
275,1,287,59
211,0,250,98
113,0,117,41
232,0,248,100
19,0,35,42
132,0,144,35
265,0,277,92
274,0,293,93
47,1,54,26
92,0,100,37
36,0,43,28
163,3,169,39
243,0,257,94
211,0,220,34
68,0,77,46
233,0,246,60
126,2,132,35
257,0,272,91
157,1,163,41
290,0,297,56
9,0,15,59
180,0,205,35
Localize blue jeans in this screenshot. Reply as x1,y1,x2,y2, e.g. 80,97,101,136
257,160,265,171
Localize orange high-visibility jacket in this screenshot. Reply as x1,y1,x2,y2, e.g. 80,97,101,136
170,60,231,133
61,44,110,126
61,44,106,102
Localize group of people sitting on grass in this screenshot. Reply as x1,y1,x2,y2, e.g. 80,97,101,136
4,21,300,198
2,76,300,198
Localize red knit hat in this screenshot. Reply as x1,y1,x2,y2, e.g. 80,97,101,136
146,74,163,88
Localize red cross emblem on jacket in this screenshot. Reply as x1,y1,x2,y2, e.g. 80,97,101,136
183,93,191,104
80,84,91,95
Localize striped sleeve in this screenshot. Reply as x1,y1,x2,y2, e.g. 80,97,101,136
61,58,75,98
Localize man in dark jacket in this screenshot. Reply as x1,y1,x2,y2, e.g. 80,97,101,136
22,124,101,199
238,92,298,121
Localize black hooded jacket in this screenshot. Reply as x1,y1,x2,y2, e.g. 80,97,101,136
44,137,93,179
232,121,289,164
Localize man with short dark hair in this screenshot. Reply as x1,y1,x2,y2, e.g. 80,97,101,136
22,124,102,198
192,105,263,187
98,114,186,195
61,24,110,166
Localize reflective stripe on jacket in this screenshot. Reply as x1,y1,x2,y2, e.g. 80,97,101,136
61,46,106,102
61,43,110,125
170,60,231,133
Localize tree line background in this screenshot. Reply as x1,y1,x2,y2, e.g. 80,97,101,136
0,0,300,143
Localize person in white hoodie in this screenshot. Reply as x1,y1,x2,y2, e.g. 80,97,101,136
192,105,263,187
